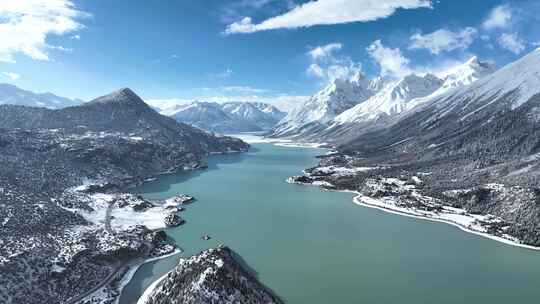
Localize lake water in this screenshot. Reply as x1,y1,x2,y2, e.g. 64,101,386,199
121,143,540,304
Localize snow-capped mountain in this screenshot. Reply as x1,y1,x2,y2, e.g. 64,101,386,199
334,74,443,124
221,102,285,130
270,74,387,138
283,56,497,143
165,102,235,132
162,101,285,133
335,56,496,126
437,56,497,91
431,48,540,115
0,83,83,109
343,47,540,159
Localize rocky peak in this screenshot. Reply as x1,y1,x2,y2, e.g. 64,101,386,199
85,87,148,109
439,56,497,89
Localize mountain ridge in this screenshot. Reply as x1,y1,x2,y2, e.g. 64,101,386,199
0,83,84,109
162,100,285,133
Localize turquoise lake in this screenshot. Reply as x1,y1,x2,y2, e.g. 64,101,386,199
121,142,540,304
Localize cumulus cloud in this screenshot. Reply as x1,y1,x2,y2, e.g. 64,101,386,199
225,0,432,34
482,5,512,30
306,63,325,78
308,43,342,61
0,0,89,63
498,33,526,54
2,72,20,80
305,43,361,82
409,27,477,54
367,40,412,78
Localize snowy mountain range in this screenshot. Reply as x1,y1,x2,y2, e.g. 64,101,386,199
270,55,497,142
291,48,540,248
271,73,388,138
342,48,540,152
0,83,83,109
161,101,286,133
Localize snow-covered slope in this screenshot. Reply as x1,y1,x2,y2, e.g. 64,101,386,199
334,57,497,125
252,102,287,121
163,101,285,133
335,74,443,124
221,102,285,130
431,48,540,115
271,74,387,137
343,48,540,158
437,56,497,91
0,83,83,109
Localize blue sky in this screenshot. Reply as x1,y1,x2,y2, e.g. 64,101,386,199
1,0,539,109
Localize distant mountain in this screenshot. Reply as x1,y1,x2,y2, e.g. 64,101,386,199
334,73,443,125
0,83,83,109
0,88,248,152
270,73,387,138
221,102,285,130
275,57,496,143
162,101,285,133
338,48,540,177
366,48,540,159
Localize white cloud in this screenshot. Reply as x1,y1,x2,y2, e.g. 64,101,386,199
225,0,432,34
306,63,325,78
483,5,512,30
308,43,342,61
0,0,89,63
306,43,361,82
498,33,526,54
409,27,477,54
2,72,20,80
367,40,412,78
326,64,361,82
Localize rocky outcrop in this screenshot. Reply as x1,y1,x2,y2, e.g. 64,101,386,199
164,214,185,227
140,247,283,304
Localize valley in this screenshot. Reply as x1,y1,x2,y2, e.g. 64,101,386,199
122,140,540,304
3,2,540,302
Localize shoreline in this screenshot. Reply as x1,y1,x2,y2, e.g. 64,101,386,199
114,249,182,304
126,134,540,304
297,182,540,252
135,272,169,304
229,133,328,149
269,133,540,253
352,193,540,252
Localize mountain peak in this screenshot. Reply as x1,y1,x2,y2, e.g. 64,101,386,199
466,56,479,65
350,71,367,84
86,87,148,108
438,57,496,89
